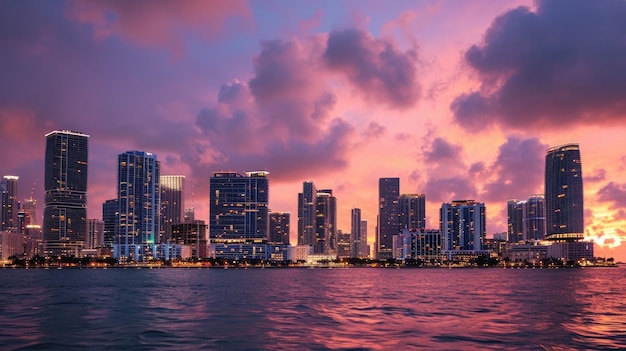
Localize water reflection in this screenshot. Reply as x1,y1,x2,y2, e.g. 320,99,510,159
0,267,624,350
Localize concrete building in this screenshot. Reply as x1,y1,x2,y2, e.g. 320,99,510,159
160,175,185,244
377,178,400,259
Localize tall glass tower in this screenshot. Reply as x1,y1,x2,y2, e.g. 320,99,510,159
209,171,269,242
43,130,89,244
545,144,584,240
115,151,160,261
1,175,19,232
160,175,185,244
377,177,400,259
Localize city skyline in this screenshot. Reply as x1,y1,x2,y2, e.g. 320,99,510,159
1,0,626,261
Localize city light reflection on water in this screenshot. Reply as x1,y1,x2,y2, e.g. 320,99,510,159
0,267,624,350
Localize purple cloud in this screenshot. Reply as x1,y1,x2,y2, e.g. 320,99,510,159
324,28,420,109
598,182,626,210
452,0,626,131
480,137,548,202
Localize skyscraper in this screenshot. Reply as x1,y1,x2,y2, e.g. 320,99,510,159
86,219,104,249
1,175,19,232
269,212,290,245
209,171,269,242
507,199,525,243
315,189,336,254
102,199,118,249
377,178,400,259
160,175,185,244
115,151,160,261
545,144,584,239
440,200,486,252
525,195,546,241
297,181,317,247
399,193,426,232
351,208,365,258
43,130,89,246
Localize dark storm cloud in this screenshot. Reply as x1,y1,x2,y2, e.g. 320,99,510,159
324,28,420,109
452,0,626,131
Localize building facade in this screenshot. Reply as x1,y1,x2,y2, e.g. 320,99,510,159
269,212,290,245
315,189,336,254
114,151,160,261
160,175,185,244
86,219,104,249
102,199,118,249
399,193,426,232
43,130,89,249
0,176,19,232
507,199,525,243
297,181,317,248
525,194,546,241
545,144,584,239
377,178,400,259
440,200,486,252
171,220,207,258
209,171,269,243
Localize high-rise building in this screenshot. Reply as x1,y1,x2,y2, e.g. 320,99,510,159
209,171,269,242
102,199,118,249
160,175,185,244
1,175,19,232
360,220,368,258
525,195,546,241
297,181,317,248
315,189,336,254
508,195,547,243
115,151,160,261
171,220,207,258
440,200,486,252
545,144,584,239
399,193,426,231
269,212,290,245
86,219,104,249
377,178,400,259
507,199,525,243
43,130,89,246
22,197,37,226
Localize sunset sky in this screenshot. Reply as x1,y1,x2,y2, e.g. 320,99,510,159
2,0,626,261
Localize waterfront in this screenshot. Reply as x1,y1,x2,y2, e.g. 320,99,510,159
0,267,624,350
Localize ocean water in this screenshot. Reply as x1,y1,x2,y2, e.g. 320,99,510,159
0,267,624,350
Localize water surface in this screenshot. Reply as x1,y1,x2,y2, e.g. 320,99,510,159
0,267,624,350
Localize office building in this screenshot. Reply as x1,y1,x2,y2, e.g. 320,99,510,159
377,178,400,259
440,200,486,252
525,195,546,241
114,151,160,261
545,144,584,239
171,220,207,258
269,212,290,245
86,219,104,249
315,189,336,254
297,181,317,248
43,130,89,250
1,176,19,232
102,199,118,249
399,193,426,231
210,171,269,242
507,199,525,243
160,175,185,244
351,208,368,258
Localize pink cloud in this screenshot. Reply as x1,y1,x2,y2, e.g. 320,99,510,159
67,0,252,52
324,28,421,109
